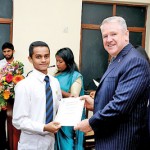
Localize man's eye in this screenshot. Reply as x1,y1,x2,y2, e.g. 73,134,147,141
112,33,116,36
36,56,41,59
103,35,107,39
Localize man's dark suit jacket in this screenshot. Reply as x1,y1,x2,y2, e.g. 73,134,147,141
89,43,150,150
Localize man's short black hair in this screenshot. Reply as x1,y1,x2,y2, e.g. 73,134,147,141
29,41,50,57
2,42,14,51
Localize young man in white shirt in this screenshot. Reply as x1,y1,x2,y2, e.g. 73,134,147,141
12,41,62,150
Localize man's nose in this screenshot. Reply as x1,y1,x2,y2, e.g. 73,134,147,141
107,35,112,41
56,62,60,66
41,57,46,61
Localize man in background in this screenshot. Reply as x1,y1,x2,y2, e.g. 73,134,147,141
0,42,15,149
135,45,150,139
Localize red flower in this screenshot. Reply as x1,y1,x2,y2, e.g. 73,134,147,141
0,61,24,110
5,74,13,83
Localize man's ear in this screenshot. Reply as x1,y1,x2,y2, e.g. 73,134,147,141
28,56,33,64
125,30,129,42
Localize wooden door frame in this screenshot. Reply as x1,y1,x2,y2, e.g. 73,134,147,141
0,18,13,42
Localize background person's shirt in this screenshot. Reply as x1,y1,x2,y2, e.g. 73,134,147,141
0,58,7,69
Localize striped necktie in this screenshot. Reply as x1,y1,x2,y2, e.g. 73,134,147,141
44,76,53,124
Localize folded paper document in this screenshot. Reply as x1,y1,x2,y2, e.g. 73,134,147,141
55,97,85,126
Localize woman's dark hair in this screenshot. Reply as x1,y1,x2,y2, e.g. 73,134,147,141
29,41,50,57
135,45,150,64
55,47,79,72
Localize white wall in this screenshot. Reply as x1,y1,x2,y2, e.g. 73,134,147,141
13,0,82,75
13,0,150,75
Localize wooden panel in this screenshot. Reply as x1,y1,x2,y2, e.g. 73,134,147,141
81,29,108,90
0,24,11,59
116,5,146,27
0,0,13,19
0,1,13,59
129,32,143,47
82,3,113,25
0,18,12,23
7,104,20,150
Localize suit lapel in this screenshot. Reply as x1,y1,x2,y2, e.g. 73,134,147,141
95,44,134,96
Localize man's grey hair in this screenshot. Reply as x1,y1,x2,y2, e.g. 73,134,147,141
100,16,127,31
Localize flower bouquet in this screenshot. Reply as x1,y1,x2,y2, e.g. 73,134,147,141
0,61,24,111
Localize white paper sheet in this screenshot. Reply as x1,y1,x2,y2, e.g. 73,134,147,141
93,79,99,87
54,97,85,126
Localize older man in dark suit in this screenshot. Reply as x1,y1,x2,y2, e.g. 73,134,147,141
75,16,150,150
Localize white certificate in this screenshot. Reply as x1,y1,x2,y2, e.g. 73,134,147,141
93,79,99,87
54,97,85,126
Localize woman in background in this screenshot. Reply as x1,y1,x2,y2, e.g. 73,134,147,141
54,47,85,150
135,45,150,137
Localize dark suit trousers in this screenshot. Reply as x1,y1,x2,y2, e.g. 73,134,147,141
0,110,7,150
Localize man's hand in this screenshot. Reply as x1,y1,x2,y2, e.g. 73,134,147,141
74,119,92,133
44,121,61,133
80,95,94,111
90,91,96,99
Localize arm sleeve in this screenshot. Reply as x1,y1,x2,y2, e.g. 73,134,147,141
70,77,82,96
12,82,45,135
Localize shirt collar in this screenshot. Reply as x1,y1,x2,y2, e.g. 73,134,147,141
32,69,49,83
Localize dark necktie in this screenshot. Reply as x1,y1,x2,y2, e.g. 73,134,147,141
109,57,115,65
44,76,53,124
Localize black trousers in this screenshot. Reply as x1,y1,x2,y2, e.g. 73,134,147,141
0,110,7,150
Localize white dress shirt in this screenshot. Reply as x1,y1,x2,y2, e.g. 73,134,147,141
0,58,7,69
12,69,62,150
